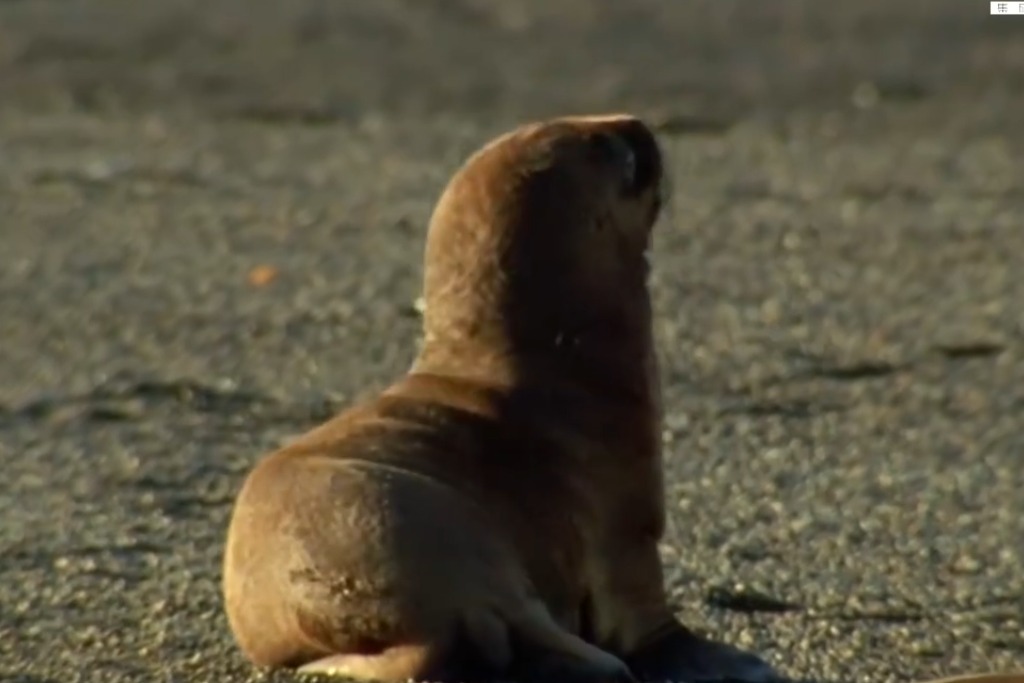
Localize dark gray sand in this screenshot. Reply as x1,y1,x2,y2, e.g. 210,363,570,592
1,1,1022,682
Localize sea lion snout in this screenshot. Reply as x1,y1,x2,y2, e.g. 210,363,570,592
548,114,663,200
566,116,666,246
586,117,664,198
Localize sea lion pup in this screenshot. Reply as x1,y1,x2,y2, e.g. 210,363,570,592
222,114,779,683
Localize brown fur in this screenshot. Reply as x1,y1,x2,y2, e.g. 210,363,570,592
222,114,778,682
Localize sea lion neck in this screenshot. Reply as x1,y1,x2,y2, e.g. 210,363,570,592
412,304,656,403
407,197,655,403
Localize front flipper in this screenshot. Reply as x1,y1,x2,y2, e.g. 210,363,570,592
625,621,781,683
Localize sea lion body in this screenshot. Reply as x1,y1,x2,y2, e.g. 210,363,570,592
223,115,778,682
226,372,655,681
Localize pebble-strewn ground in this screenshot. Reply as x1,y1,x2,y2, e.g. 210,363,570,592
1,1,1022,682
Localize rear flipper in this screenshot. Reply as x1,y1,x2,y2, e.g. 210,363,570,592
297,602,636,683
512,643,637,683
296,610,511,682
505,600,637,683
299,645,436,680
624,621,782,683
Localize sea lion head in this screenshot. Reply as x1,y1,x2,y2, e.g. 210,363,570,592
415,114,665,390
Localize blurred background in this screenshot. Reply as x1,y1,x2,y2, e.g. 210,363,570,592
1,0,1021,125
1,2,1022,683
